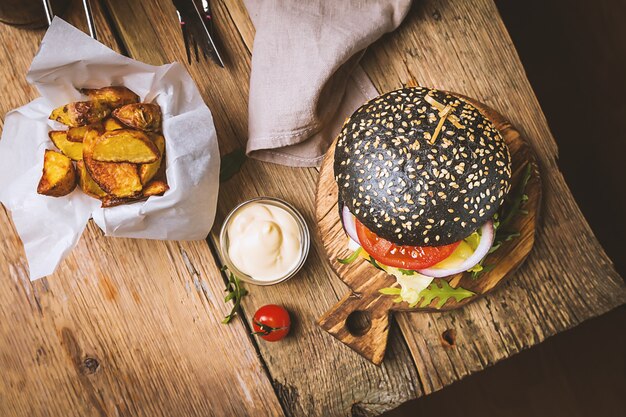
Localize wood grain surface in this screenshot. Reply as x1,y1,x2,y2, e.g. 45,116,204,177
0,0,624,417
316,98,542,364
101,1,424,416
360,0,626,394
0,2,284,417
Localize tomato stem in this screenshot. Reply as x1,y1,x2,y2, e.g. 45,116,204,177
251,320,288,336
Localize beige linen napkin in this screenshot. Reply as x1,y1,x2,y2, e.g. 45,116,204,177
244,0,412,167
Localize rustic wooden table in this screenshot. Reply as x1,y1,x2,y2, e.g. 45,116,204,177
1,1,624,416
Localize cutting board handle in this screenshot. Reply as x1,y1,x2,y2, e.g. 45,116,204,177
317,290,394,365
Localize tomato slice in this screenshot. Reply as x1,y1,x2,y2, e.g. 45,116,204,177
355,219,461,270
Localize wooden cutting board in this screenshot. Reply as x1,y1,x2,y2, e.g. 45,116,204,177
315,97,542,365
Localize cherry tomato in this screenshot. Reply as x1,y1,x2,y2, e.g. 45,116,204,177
252,304,291,342
355,219,461,270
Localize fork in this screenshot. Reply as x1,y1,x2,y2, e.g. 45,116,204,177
173,0,208,64
175,8,194,64
172,0,224,66
173,0,200,64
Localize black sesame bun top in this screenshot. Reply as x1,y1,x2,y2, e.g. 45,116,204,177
334,87,512,246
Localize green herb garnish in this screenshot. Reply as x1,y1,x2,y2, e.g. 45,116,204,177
470,263,495,278
380,279,475,309
467,262,484,275
337,247,362,264
219,148,247,183
412,279,475,308
221,266,248,324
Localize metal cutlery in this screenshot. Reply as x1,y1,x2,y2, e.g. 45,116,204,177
42,0,97,40
194,0,224,67
81,0,97,39
174,5,197,64
172,0,224,67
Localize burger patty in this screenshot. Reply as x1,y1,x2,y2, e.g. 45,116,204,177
334,87,511,246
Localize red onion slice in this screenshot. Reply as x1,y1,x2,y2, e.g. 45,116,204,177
417,220,495,278
341,205,360,245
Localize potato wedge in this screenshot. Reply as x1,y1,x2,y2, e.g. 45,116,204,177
81,86,139,108
91,129,160,164
142,180,169,197
103,117,124,131
49,100,110,127
49,130,83,161
139,133,165,184
83,129,143,198
66,123,102,143
76,160,107,199
100,179,168,207
112,103,162,132
100,195,143,208
37,150,77,197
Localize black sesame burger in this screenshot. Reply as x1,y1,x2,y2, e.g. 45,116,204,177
334,87,512,295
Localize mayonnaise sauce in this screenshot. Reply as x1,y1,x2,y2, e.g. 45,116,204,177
226,203,302,281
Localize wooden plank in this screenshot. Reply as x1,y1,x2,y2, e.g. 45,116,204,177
3,0,623,416
0,3,284,417
359,0,626,394
103,0,426,415
224,0,624,400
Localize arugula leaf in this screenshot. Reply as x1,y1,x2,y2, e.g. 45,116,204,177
487,242,502,254
337,247,362,264
492,213,500,230
221,266,248,324
414,279,475,309
219,148,247,183
397,268,416,275
495,230,520,244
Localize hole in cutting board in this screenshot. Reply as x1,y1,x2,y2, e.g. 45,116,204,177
346,310,372,336
441,328,457,347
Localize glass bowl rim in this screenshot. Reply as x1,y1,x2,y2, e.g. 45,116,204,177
218,196,310,286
